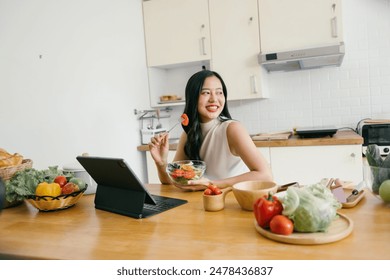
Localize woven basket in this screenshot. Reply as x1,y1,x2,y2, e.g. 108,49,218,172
0,159,33,181
25,190,85,211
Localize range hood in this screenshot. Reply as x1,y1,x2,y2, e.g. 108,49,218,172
258,42,345,72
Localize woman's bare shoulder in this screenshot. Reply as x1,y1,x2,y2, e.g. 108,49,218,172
226,120,248,134
225,121,257,156
226,121,252,143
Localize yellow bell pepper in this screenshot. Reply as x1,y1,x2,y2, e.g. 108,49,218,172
35,182,61,197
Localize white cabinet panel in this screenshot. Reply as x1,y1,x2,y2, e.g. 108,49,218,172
269,145,363,185
143,0,211,67
209,0,267,100
258,0,343,53
146,151,175,184
258,147,270,165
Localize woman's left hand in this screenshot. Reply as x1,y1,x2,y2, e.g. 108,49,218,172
173,178,211,191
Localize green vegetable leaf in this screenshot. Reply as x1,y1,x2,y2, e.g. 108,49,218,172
280,183,341,233
365,144,390,193
4,166,72,203
366,144,383,167
381,153,390,169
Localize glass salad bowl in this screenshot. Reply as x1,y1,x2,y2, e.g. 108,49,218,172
166,160,206,185
364,144,390,203
363,163,390,203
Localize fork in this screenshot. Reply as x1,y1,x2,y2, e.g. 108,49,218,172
167,122,180,133
167,114,188,133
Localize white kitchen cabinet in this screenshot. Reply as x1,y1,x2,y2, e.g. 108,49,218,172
142,0,211,67
269,145,362,185
209,0,267,100
258,147,270,165
146,151,175,184
142,0,267,107
147,64,204,107
258,0,343,53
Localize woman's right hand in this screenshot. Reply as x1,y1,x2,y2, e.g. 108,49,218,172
148,132,169,166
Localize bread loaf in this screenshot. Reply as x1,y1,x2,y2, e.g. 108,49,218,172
0,148,23,168
160,95,181,101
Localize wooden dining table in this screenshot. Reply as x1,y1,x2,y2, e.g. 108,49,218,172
0,184,389,260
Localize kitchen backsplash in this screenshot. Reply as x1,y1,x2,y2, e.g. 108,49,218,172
167,0,390,137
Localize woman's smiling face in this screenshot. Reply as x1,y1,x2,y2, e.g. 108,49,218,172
197,76,225,123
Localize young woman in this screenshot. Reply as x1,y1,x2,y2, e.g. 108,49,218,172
148,70,273,191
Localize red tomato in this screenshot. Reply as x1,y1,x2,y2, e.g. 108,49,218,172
269,215,294,235
213,188,222,195
61,182,80,195
203,188,213,195
183,170,195,179
54,175,67,188
171,169,184,178
206,184,222,195
181,114,189,126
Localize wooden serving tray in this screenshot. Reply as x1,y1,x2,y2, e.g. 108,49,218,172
254,213,353,245
342,188,366,208
332,181,366,208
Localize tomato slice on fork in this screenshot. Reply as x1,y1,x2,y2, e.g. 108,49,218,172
181,113,189,126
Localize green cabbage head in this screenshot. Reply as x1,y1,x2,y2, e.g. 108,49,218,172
281,183,341,232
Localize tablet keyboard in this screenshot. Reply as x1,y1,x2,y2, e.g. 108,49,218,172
143,202,173,212
143,195,181,213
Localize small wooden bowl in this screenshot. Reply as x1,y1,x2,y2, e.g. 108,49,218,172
232,181,277,211
203,187,232,212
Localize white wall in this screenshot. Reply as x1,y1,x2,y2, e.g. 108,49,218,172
1,0,390,181
0,0,150,180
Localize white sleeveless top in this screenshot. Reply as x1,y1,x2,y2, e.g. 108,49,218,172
199,119,248,180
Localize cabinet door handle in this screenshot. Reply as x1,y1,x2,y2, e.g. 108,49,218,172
250,75,258,94
201,37,207,55
350,153,356,158
331,16,338,38
331,3,338,38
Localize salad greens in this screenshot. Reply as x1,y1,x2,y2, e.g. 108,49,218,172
5,166,73,203
365,144,390,193
280,183,341,233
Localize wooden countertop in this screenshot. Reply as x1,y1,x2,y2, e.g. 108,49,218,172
253,129,363,147
137,130,363,151
0,184,388,260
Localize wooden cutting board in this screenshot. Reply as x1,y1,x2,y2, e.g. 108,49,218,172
254,213,353,245
363,119,390,124
342,187,366,208
331,180,366,208
251,131,292,141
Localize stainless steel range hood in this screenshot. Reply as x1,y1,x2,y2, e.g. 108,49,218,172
258,42,345,72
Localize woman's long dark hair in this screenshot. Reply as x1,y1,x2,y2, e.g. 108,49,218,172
182,70,232,160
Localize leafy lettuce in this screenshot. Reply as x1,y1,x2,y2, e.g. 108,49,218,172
5,166,73,203
280,183,341,232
